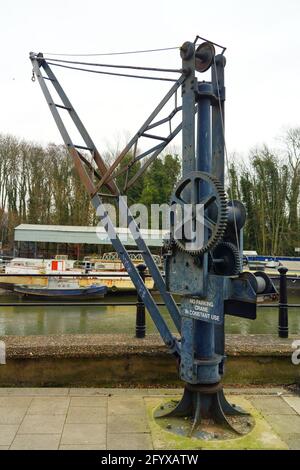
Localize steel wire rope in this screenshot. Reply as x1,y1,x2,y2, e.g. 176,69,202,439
42,57,182,74
213,55,240,256
43,46,180,57
45,61,178,82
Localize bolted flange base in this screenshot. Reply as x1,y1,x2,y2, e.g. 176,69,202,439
155,383,252,438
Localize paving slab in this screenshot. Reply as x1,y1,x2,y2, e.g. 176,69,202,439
0,388,69,396
69,388,110,397
108,414,149,434
0,397,32,407
108,397,146,416
283,435,300,450
61,423,106,446
10,434,61,450
69,388,146,397
60,444,106,450
264,414,300,435
0,425,18,446
107,433,153,450
250,397,297,415
225,387,286,396
66,406,106,424
146,388,183,396
0,407,28,425
18,414,65,434
70,397,108,407
27,397,70,415
282,396,300,415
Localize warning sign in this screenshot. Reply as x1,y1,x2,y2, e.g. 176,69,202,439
181,297,223,324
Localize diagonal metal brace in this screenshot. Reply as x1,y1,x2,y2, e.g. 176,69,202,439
30,53,182,336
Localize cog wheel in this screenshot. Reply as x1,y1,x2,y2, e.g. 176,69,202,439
212,241,241,275
170,171,228,255
162,232,175,252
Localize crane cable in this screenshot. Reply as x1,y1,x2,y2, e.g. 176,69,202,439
42,57,182,74
43,46,180,57
213,55,241,258
45,61,179,82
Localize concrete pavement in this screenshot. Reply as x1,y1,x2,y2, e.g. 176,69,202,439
0,387,299,450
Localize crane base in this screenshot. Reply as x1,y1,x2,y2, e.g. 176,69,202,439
154,384,254,439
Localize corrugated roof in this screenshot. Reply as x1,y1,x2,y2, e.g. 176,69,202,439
14,224,165,246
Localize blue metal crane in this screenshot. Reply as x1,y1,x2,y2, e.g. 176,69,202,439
29,37,276,435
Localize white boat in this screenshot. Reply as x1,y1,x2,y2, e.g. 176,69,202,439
1,255,155,292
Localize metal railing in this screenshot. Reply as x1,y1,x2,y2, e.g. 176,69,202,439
0,267,299,338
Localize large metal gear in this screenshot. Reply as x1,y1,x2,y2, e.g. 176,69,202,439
170,171,228,255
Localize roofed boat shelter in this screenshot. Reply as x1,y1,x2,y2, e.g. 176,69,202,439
14,224,164,248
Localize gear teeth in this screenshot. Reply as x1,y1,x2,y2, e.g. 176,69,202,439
170,171,228,255
212,241,241,275
162,232,175,252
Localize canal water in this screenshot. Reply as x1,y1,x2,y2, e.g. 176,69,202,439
0,291,299,336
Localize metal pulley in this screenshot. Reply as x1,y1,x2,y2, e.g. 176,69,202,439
227,200,246,230
195,42,215,72
180,41,215,73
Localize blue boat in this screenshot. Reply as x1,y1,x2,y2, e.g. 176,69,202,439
14,280,107,300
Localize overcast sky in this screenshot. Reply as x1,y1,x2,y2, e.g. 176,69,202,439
1,0,300,159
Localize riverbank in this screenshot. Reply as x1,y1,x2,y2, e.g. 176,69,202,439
0,333,299,387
